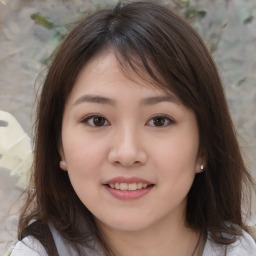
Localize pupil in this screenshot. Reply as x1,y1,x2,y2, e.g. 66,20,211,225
153,117,165,126
93,117,105,126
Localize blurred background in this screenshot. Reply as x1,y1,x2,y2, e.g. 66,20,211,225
0,0,256,254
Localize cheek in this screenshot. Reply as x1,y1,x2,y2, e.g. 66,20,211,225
63,139,105,202
62,135,107,177
150,129,199,192
155,144,198,206
153,136,199,170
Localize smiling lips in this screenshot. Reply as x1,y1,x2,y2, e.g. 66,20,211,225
104,177,154,200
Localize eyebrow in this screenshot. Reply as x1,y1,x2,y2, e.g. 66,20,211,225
140,95,178,105
73,95,116,106
73,94,178,107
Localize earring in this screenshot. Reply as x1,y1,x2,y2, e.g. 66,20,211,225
59,160,67,169
200,164,204,171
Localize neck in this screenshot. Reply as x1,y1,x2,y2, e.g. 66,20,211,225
97,214,200,256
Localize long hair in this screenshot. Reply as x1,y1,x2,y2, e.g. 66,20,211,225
18,1,255,255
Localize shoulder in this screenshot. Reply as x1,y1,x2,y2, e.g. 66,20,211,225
51,224,106,256
49,224,104,256
8,236,48,256
203,230,256,256
7,222,103,256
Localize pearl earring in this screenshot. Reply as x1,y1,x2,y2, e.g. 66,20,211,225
200,164,204,171
59,160,67,169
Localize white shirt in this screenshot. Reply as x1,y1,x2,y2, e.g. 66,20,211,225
8,226,256,256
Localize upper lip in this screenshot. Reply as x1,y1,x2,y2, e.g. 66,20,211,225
104,176,153,185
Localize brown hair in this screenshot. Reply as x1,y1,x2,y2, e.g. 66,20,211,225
19,1,255,255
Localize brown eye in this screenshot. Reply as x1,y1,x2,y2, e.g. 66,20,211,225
147,115,174,127
82,115,110,127
152,117,166,127
92,116,106,126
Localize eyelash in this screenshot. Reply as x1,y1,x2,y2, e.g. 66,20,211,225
81,114,175,127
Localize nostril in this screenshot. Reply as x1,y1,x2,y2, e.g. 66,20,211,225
0,120,8,127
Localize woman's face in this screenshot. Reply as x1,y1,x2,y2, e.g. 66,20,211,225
60,51,203,233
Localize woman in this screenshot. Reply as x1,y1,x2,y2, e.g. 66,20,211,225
9,1,256,255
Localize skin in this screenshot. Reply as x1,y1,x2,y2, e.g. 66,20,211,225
60,51,204,256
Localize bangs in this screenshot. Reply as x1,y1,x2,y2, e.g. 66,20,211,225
101,4,202,109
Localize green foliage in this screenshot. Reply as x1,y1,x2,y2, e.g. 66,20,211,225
184,7,206,20
31,13,54,29
243,15,254,24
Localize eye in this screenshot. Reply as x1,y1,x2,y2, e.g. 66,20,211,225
81,115,110,127
146,115,174,127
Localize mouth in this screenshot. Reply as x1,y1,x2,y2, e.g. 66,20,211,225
107,182,153,191
103,177,154,200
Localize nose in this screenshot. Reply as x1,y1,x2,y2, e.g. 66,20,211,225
107,126,148,167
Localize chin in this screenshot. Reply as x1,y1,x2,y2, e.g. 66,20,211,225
97,215,155,233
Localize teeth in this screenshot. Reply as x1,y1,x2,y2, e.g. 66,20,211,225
128,183,137,191
120,183,128,190
108,183,149,190
137,183,143,189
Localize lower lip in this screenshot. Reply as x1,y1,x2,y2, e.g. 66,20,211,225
104,185,154,200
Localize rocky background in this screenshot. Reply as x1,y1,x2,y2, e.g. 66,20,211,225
0,0,256,254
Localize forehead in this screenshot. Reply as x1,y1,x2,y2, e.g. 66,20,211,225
69,50,180,103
